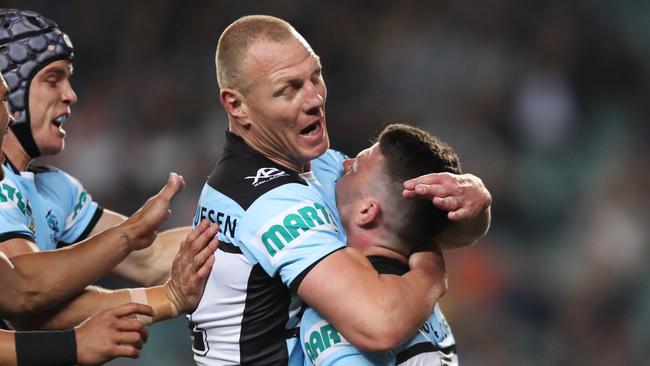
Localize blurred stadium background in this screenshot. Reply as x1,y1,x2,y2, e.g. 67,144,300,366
5,0,649,365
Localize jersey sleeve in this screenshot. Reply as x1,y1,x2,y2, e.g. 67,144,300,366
300,307,393,366
236,182,346,291
55,171,101,244
0,178,36,242
310,149,347,184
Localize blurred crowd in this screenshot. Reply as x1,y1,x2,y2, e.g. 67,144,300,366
6,0,649,365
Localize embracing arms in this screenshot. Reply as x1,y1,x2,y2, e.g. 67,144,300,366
298,247,446,352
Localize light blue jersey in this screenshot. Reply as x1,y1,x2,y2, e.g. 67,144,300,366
0,161,101,250
189,132,348,365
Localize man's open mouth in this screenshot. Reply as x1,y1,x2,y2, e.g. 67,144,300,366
300,120,320,136
52,114,68,128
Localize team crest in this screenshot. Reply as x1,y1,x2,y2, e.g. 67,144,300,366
46,209,60,243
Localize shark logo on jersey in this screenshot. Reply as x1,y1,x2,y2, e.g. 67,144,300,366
254,201,338,259
244,168,289,187
46,210,60,243
46,210,60,232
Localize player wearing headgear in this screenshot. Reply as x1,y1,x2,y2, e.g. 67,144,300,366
0,41,223,364
0,8,189,287
0,8,74,158
0,69,156,366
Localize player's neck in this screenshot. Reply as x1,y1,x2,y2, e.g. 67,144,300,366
250,142,309,174
231,127,310,173
359,245,408,264
2,132,32,172
349,230,408,265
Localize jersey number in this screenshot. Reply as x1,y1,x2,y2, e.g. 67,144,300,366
188,320,209,356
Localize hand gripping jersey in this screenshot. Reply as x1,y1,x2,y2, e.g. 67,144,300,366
0,161,102,250
189,132,348,365
301,256,458,366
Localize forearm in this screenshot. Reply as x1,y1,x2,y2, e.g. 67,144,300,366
10,286,127,330
7,227,131,316
111,227,190,286
436,204,491,249
328,276,441,352
17,284,179,331
299,249,445,351
341,270,443,351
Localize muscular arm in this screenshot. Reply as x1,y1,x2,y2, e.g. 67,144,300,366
0,232,130,317
90,209,191,286
20,286,171,330
297,247,446,352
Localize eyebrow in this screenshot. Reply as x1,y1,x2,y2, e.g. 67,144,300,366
40,67,72,80
43,69,66,78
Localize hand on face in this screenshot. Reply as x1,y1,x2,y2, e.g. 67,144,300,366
119,172,185,251
403,172,492,221
164,219,219,313
75,302,152,365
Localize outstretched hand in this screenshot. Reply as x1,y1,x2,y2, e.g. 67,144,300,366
403,172,491,221
75,303,152,365
119,172,186,250
165,219,219,314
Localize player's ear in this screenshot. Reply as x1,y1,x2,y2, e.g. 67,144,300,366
220,88,250,127
356,199,380,227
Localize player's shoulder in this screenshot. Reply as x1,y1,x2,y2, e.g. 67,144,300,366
310,149,346,180
313,149,347,167
27,163,58,174
30,164,82,187
29,164,73,183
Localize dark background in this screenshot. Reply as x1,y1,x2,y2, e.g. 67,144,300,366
5,1,649,365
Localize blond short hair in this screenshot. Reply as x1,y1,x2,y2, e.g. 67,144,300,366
216,15,298,92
